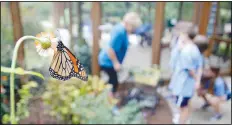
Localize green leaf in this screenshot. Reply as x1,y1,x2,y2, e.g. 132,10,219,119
2,114,10,124
1,66,44,80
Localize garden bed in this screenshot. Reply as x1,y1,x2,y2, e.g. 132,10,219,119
117,81,172,124
18,82,172,124
17,71,172,124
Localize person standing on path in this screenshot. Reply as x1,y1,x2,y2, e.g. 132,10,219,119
98,12,142,98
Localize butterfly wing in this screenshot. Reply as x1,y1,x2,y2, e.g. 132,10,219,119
63,46,88,81
49,41,88,81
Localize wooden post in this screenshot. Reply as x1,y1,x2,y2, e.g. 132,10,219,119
91,2,101,76
9,2,24,68
192,2,202,25
151,2,165,65
198,2,212,35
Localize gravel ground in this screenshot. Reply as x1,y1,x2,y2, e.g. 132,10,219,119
123,44,231,124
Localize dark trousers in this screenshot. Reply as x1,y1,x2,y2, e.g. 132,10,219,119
100,66,118,93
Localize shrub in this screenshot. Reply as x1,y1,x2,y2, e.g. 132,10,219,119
42,76,111,123
42,75,145,124
2,82,38,124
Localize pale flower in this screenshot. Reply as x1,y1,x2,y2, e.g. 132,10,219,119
34,32,58,57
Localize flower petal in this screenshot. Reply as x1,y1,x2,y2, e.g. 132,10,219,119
35,32,56,57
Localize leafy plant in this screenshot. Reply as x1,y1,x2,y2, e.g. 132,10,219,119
1,66,44,124
113,100,145,124
2,81,38,124
42,75,145,124
42,75,111,123
71,89,113,124
72,93,145,124
75,38,92,75
1,66,44,80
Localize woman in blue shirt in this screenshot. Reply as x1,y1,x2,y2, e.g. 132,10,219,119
98,12,142,98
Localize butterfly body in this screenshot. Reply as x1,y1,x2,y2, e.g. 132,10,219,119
49,40,88,81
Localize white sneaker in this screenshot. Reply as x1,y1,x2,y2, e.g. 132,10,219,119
172,113,180,124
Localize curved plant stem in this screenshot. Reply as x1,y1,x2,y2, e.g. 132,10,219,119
10,36,41,124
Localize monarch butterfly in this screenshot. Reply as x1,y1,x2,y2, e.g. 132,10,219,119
49,40,88,81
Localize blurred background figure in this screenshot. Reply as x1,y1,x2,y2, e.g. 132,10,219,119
134,23,152,47
169,25,203,124
199,65,231,121
98,12,142,98
161,18,177,46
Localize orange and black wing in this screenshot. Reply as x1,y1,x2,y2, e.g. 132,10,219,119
49,41,88,81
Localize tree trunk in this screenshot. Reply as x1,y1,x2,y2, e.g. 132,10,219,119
9,2,24,68
91,2,102,76
9,2,26,83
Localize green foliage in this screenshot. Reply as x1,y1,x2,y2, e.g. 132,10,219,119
0,65,43,123
42,76,111,123
1,3,14,66
42,75,144,124
102,2,155,24
2,82,38,124
20,2,52,35
1,66,44,80
1,3,13,44
75,38,92,75
72,92,145,124
1,72,20,123
219,2,231,24
165,2,179,20
113,100,145,124
71,89,113,124
216,42,227,56
181,2,194,21
1,64,44,124
1,94,10,124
